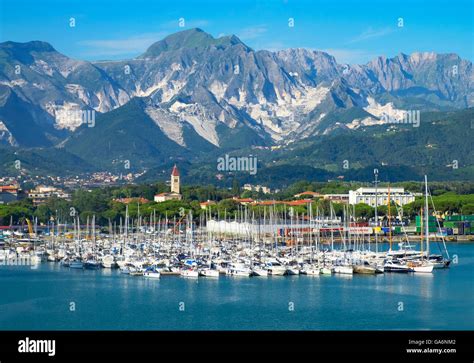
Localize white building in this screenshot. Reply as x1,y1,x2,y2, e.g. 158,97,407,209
348,187,415,207
27,185,70,205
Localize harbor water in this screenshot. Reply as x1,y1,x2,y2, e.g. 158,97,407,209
1,243,473,330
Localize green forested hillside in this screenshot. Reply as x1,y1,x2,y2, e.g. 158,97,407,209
1,108,473,185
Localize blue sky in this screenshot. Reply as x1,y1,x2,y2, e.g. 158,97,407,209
0,0,472,64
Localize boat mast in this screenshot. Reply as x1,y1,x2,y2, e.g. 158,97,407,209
374,169,379,253
424,175,430,256
387,184,392,251
420,207,424,257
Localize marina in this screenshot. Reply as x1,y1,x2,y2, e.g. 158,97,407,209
0,178,451,278
1,176,473,330
0,242,472,330
0,2,472,359
0,177,455,277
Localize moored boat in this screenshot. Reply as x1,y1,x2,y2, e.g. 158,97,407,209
285,266,300,276
251,267,268,277
320,267,333,275
70,259,84,269
144,267,161,279
266,261,286,276
353,264,377,274
84,259,101,270
383,259,413,273
301,265,320,275
334,265,353,275
199,268,219,278
181,268,199,278
407,260,434,273
101,255,115,268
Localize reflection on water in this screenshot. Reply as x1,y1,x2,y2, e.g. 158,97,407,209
0,243,472,330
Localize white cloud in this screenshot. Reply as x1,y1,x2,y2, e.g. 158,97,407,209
78,32,168,57
348,27,394,44
237,25,267,40
77,19,211,58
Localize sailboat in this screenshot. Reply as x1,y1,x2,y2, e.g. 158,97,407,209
83,215,101,270
334,265,353,275
70,256,84,269
199,231,220,278
383,184,413,273
101,254,115,268
199,256,220,278
265,260,286,276
181,266,199,278
144,265,161,279
407,177,434,273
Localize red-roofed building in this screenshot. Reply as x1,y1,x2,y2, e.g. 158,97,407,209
285,199,313,206
0,185,20,204
0,185,19,193
200,200,217,209
232,197,254,205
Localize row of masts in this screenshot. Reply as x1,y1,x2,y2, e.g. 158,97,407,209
23,176,447,261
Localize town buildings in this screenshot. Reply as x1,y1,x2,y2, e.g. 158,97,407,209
27,186,70,206
0,184,20,204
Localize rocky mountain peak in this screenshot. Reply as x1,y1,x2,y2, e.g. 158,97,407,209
138,28,247,58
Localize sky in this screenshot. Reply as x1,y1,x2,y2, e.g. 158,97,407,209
0,0,472,64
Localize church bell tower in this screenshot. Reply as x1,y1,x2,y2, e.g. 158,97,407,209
171,164,180,194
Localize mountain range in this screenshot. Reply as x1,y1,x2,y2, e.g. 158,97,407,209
0,28,473,183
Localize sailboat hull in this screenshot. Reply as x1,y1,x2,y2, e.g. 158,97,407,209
285,268,300,276
334,266,353,274
84,261,101,270
181,270,199,278
70,261,84,269
199,269,219,278
144,271,161,279
251,268,268,277
320,267,333,275
353,265,376,274
413,265,434,273
384,264,413,273
302,268,320,276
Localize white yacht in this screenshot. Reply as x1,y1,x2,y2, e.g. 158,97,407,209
101,255,115,268
251,267,268,277
300,265,320,275
199,268,219,278
144,269,161,279
265,261,286,276
181,269,199,278
227,263,251,277
334,265,353,275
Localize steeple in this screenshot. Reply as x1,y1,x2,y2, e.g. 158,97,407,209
171,164,180,194
171,164,180,177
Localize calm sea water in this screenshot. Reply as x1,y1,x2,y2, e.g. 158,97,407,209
0,243,473,330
